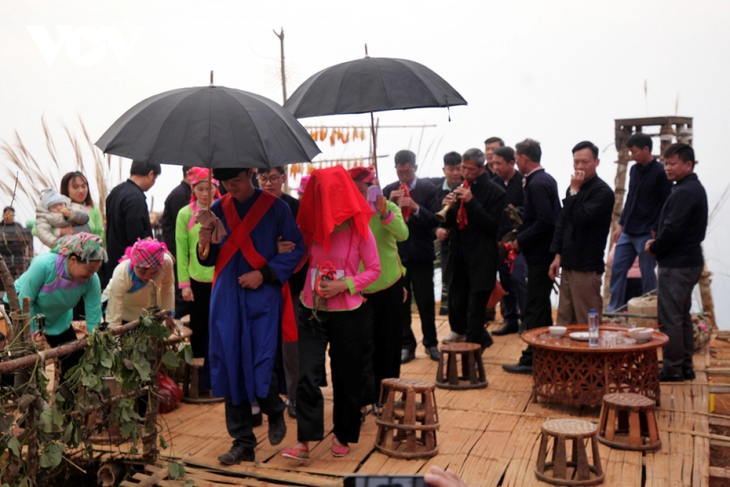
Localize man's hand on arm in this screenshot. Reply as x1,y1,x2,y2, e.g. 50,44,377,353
454,186,473,203
238,270,264,289
389,189,404,203
398,196,419,213
436,228,449,241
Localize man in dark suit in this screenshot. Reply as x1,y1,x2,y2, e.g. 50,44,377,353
383,150,441,363
491,147,528,336
502,139,561,374
440,149,505,350
427,152,463,322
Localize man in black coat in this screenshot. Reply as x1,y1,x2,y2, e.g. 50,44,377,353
383,150,441,363
427,152,463,322
645,143,708,382
490,147,528,336
548,141,614,325
258,166,307,417
101,160,160,289
161,165,192,319
441,149,505,349
503,139,561,374
0,207,32,288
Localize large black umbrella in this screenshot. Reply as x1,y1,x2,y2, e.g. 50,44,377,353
284,56,466,174
96,84,321,168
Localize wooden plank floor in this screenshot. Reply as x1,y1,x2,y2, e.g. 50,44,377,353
94,315,712,486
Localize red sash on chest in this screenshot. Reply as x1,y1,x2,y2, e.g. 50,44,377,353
213,192,298,341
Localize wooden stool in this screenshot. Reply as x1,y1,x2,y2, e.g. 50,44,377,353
436,342,488,390
597,392,661,451
374,378,439,459
536,419,604,486
181,358,223,404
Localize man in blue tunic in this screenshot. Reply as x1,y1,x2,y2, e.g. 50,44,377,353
198,167,305,465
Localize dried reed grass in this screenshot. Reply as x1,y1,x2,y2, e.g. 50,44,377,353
0,116,123,224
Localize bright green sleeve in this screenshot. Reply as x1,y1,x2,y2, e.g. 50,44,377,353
88,205,105,244
382,201,409,242
175,206,192,287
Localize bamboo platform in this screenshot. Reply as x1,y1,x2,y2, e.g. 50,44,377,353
93,315,715,487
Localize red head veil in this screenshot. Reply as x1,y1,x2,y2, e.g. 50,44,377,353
297,165,374,252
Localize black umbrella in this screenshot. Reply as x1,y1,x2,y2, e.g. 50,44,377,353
96,84,321,169
284,56,467,175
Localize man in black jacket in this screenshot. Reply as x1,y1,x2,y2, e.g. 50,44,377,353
503,139,561,374
383,150,441,363
160,166,192,318
429,152,463,325
0,207,32,287
608,133,672,311
548,141,614,325
645,143,707,382
441,149,505,349
491,147,527,336
258,166,307,417
101,160,160,289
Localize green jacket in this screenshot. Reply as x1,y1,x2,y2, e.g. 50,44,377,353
175,203,214,286
363,200,408,293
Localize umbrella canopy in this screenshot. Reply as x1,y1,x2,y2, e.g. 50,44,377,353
283,57,467,118
96,85,320,168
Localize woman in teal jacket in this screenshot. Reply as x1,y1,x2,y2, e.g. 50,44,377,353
6,233,106,376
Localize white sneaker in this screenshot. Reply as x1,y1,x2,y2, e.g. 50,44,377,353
442,331,466,343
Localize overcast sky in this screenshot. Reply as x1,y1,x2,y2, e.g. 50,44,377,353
2,0,729,326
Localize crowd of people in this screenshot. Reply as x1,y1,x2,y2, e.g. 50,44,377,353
0,131,708,467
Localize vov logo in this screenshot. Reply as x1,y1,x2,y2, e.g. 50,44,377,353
27,26,145,67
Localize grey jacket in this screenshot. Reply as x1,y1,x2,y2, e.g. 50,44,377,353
35,197,90,248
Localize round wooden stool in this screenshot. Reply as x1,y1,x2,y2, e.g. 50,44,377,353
536,419,604,486
374,378,440,459
435,342,488,390
597,392,660,451
181,358,223,404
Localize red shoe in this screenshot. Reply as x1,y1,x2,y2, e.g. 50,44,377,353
281,445,309,460
332,438,350,457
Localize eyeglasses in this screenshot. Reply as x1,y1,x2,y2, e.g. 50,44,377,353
259,175,281,184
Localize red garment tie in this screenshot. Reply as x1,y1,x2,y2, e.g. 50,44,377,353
502,242,517,273
457,179,469,229
399,182,412,223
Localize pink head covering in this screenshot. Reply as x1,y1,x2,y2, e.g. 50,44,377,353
187,167,221,204
348,166,377,185
121,238,168,268
296,175,311,195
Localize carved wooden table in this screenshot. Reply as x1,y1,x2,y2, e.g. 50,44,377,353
522,325,668,407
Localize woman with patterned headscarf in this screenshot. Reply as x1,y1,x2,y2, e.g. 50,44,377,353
4,233,107,375
175,167,220,391
103,237,175,327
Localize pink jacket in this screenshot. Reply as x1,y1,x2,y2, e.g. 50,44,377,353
301,226,381,311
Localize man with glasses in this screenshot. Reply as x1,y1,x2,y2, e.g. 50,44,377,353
383,150,441,363
258,166,307,418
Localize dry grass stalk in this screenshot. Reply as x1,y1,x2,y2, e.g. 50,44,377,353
0,117,123,229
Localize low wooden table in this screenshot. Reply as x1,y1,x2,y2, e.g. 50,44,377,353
522,325,668,407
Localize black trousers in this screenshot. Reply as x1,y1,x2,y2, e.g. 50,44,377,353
297,305,366,444
657,266,703,375
447,262,491,347
173,265,193,320
46,326,85,379
189,279,212,390
362,277,404,406
401,259,437,350
225,372,285,448
519,262,554,366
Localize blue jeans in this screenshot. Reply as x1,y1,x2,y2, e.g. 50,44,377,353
498,252,527,330
608,232,657,311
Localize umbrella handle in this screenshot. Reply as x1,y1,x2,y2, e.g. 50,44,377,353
200,242,210,260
